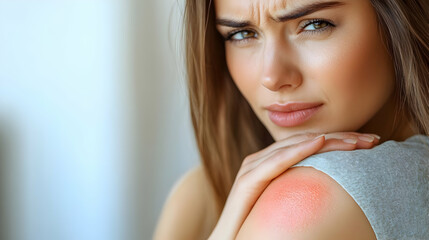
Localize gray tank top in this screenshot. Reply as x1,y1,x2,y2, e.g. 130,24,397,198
292,134,429,240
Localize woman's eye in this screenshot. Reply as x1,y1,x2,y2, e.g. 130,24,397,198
301,19,335,33
223,19,334,43
231,31,256,40
225,30,257,42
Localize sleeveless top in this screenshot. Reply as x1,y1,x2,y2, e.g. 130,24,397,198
292,134,429,240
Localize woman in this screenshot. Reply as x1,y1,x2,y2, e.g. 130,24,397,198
155,0,429,239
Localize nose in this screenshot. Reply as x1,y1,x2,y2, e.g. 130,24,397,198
261,40,302,92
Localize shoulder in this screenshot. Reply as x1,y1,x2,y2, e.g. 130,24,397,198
153,165,219,240
236,166,377,240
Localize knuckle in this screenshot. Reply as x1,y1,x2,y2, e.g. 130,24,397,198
270,141,282,149
236,167,247,176
242,155,254,165
235,173,252,188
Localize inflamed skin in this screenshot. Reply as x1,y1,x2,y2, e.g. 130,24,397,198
235,166,372,239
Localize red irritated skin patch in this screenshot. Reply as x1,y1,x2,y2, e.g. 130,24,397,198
247,167,333,233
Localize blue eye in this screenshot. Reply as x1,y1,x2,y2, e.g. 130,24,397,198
225,30,257,42
223,19,335,43
301,19,335,34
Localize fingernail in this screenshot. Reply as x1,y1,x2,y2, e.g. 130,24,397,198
315,134,326,140
358,135,375,143
343,138,358,144
373,134,381,140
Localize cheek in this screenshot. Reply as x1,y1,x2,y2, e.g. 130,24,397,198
225,46,260,104
303,16,394,129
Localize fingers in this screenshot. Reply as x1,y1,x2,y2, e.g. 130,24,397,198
317,133,380,153
238,136,326,185
256,135,326,179
243,132,380,167
242,132,322,165
238,135,320,174
239,132,381,176
356,134,380,148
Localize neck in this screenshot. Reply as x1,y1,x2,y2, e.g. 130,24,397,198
358,95,417,144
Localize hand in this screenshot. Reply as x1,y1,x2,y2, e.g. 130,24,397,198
208,132,380,240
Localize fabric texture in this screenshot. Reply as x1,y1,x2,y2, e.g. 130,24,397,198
292,134,429,240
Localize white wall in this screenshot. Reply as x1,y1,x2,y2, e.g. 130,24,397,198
132,0,199,238
0,1,129,239
0,0,198,239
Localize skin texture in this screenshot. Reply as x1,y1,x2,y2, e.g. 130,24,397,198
248,167,332,232
236,167,377,240
214,0,415,142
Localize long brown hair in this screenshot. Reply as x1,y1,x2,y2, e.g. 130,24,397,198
183,0,429,210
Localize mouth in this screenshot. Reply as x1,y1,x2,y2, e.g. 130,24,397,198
266,102,323,127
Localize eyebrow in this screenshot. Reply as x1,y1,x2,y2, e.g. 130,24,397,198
216,1,345,28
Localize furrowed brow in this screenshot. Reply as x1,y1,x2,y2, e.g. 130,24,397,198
216,1,345,28
215,19,252,28
275,1,345,22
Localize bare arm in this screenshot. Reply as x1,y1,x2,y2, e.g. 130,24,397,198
236,166,377,240
153,165,219,240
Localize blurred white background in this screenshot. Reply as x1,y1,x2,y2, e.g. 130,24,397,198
0,0,198,239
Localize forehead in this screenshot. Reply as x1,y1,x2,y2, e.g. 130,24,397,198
214,0,346,22
215,0,310,17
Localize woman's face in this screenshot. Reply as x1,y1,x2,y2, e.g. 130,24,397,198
215,0,396,141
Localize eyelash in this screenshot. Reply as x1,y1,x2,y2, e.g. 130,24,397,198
223,19,335,43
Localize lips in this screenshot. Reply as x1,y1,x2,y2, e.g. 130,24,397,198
265,102,323,112
266,102,323,127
